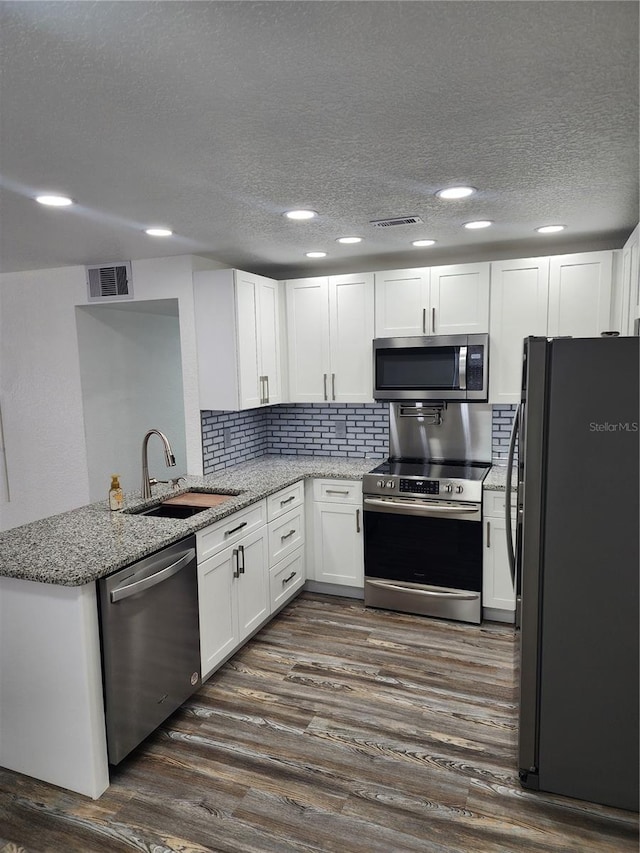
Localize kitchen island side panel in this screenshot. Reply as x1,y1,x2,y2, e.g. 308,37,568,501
0,576,109,799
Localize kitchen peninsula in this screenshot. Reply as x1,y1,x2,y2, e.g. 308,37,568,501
0,456,374,798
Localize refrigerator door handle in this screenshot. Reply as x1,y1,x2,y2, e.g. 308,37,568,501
505,404,520,587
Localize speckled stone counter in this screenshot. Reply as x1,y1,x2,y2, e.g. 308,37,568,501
0,455,377,587
484,465,518,491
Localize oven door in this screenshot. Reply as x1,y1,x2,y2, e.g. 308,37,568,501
363,497,482,623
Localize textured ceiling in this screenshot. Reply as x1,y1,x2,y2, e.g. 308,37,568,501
0,1,638,279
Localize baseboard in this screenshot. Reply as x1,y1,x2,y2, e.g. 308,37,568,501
304,580,365,600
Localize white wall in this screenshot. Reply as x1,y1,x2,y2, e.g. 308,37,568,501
0,254,221,531
76,301,187,503
0,266,90,530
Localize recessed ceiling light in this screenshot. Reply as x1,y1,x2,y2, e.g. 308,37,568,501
464,220,493,230
536,224,566,234
35,194,73,207
145,227,173,237
436,186,476,200
305,251,327,258
336,236,362,244
285,209,317,220
412,239,436,247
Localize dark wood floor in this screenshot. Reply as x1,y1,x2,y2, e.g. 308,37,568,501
0,592,637,853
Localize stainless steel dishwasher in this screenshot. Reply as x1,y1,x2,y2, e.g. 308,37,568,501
98,535,200,764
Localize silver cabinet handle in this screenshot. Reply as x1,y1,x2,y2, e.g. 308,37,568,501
422,307,427,334
280,529,296,540
225,520,247,537
280,495,296,506
326,489,350,495
331,373,336,401
110,550,194,602
432,306,436,333
366,579,478,601
282,571,297,585
486,521,491,548
265,375,269,404
232,548,240,579
356,508,361,533
323,373,328,401
238,543,245,574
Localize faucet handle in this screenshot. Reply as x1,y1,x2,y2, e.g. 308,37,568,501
170,476,186,490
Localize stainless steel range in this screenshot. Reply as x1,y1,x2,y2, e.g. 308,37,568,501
363,403,491,624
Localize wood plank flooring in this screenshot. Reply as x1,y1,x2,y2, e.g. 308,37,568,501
0,592,637,852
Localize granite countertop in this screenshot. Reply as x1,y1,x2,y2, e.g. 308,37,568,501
484,465,518,491
0,455,376,588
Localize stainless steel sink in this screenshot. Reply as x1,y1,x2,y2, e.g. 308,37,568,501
130,504,209,519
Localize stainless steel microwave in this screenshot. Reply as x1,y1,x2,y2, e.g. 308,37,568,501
373,334,489,401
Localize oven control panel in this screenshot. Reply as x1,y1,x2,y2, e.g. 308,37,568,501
399,478,438,495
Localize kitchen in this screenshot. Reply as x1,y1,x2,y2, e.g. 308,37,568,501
0,2,639,851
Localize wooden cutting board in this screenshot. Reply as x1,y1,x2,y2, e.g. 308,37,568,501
162,492,233,508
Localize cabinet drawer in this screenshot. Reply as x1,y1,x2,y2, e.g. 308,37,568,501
267,480,304,522
268,506,305,565
483,490,517,518
312,478,362,504
197,500,266,562
270,547,305,612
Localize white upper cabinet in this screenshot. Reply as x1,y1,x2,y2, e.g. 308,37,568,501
547,252,613,338
429,262,490,335
490,250,616,403
374,268,430,337
489,257,550,404
194,269,283,410
285,273,374,403
374,262,489,337
285,277,331,403
328,274,375,402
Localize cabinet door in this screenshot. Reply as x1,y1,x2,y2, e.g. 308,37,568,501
313,501,364,587
548,252,613,337
374,269,430,337
328,273,375,403
285,278,330,402
258,278,282,405
430,263,490,334
235,273,262,409
198,547,239,677
236,527,270,641
489,258,550,404
483,514,516,613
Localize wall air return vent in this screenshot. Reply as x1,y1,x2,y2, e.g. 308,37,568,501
86,262,133,302
370,216,424,228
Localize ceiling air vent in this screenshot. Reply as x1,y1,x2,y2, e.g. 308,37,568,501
86,262,133,302
370,215,424,228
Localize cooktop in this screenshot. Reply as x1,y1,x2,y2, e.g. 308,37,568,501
369,459,491,482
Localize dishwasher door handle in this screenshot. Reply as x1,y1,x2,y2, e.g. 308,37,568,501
110,550,195,602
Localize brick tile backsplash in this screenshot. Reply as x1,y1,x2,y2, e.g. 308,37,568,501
491,404,518,462
201,403,517,473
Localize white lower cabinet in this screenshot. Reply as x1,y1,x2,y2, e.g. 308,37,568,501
197,500,270,679
267,483,306,613
482,489,516,621
269,547,305,611
310,479,364,588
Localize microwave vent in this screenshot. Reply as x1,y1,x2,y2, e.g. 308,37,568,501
370,215,423,228
86,262,133,301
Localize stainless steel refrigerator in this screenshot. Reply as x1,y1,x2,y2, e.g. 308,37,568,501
506,336,639,812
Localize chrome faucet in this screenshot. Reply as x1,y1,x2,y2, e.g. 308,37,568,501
141,429,176,499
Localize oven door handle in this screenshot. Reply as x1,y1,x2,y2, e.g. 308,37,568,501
363,497,480,516
366,579,479,601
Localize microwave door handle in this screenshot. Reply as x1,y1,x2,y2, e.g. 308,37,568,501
458,346,467,390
